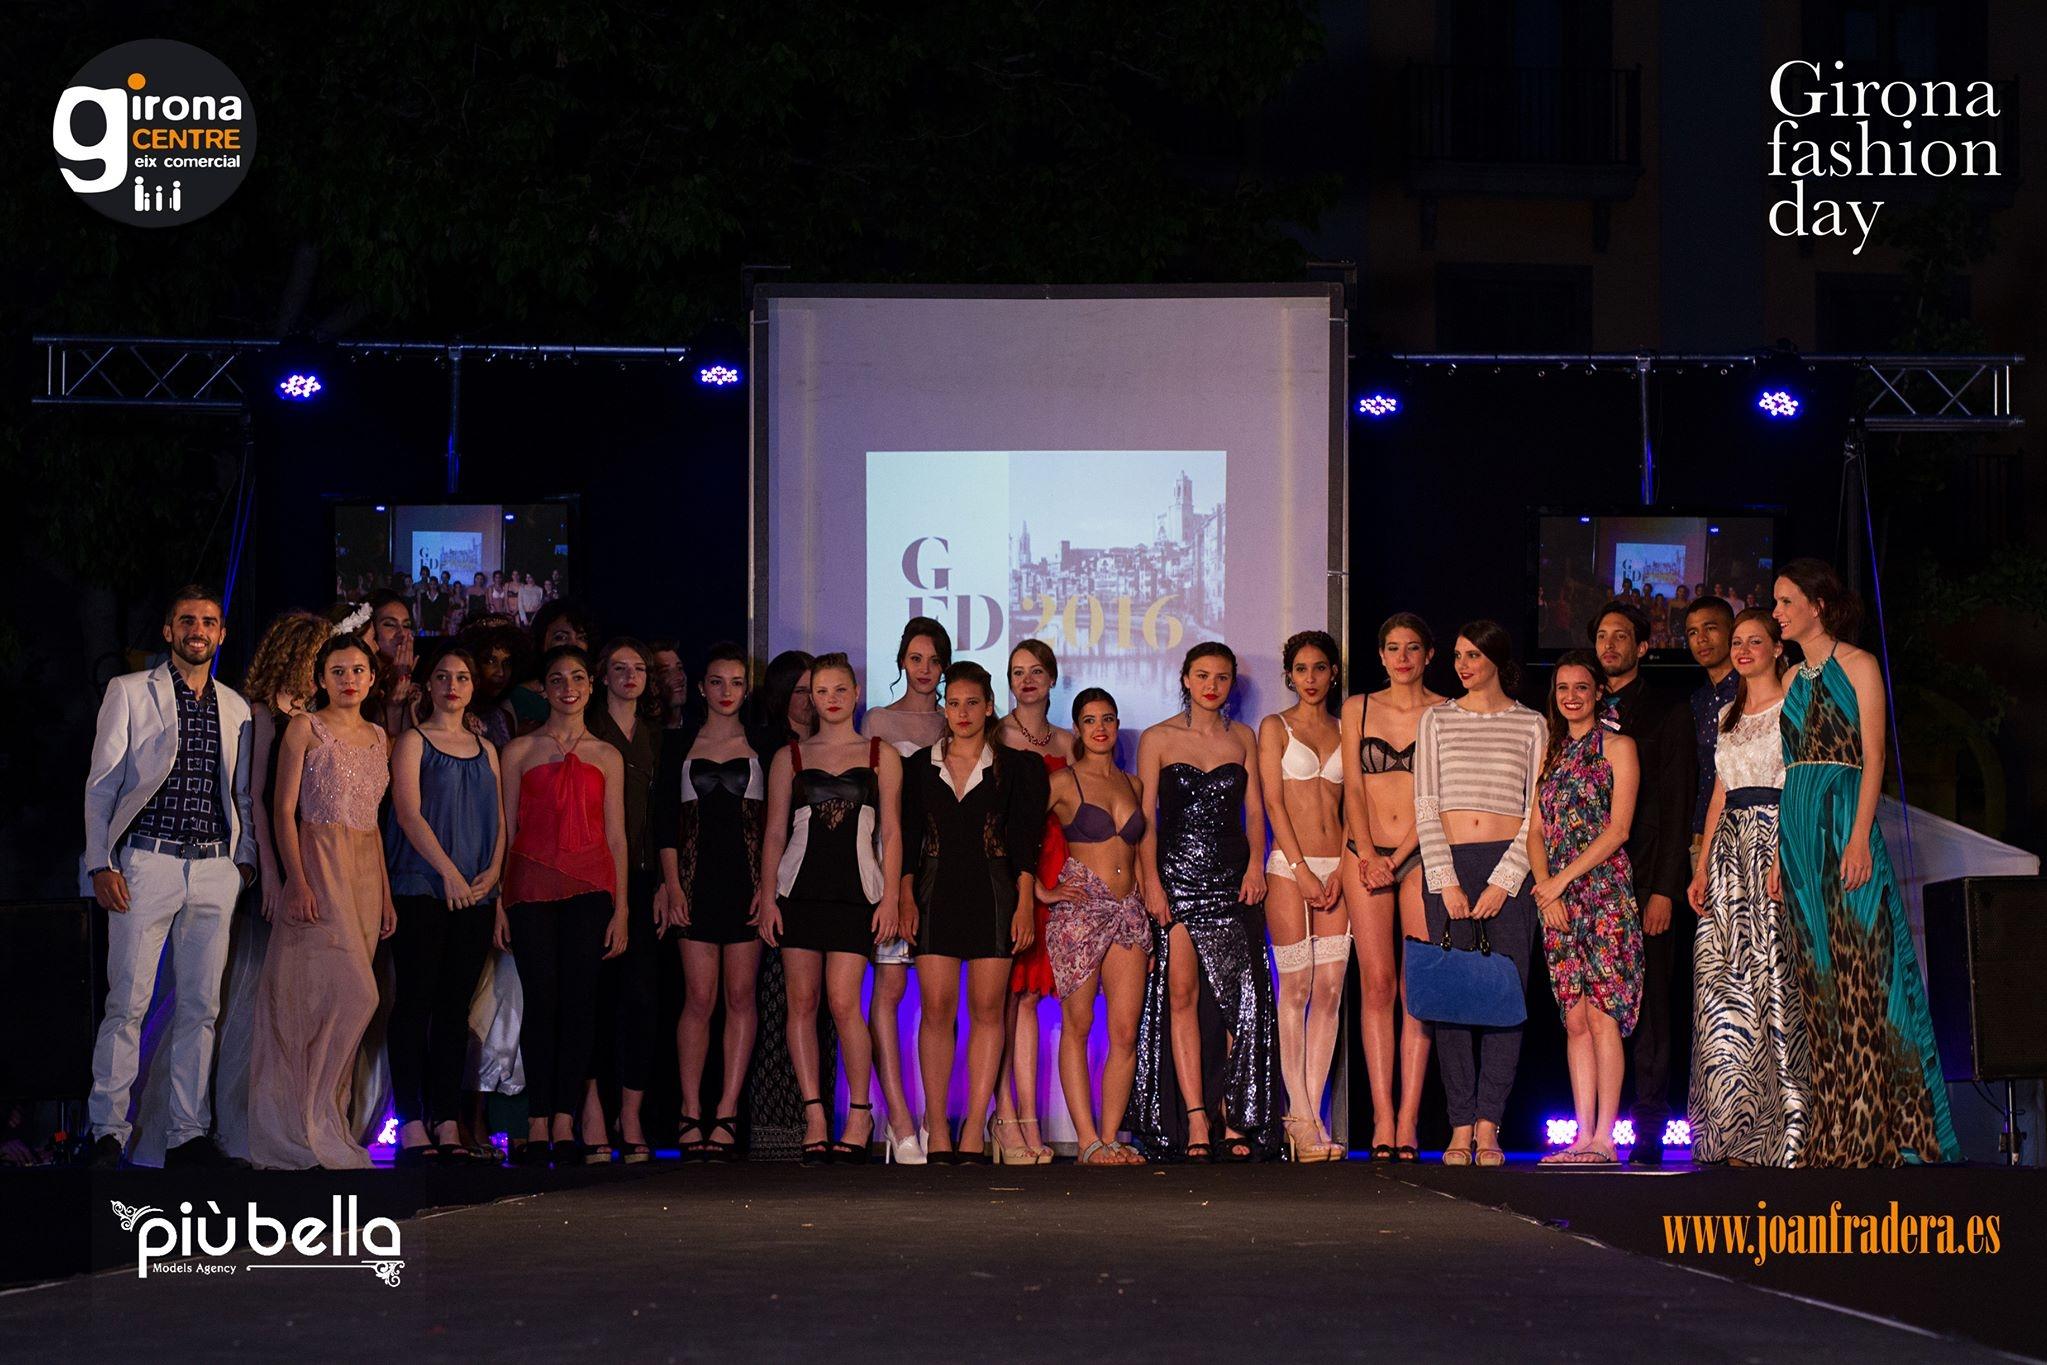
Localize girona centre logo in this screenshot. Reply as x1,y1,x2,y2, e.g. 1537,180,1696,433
53,38,255,227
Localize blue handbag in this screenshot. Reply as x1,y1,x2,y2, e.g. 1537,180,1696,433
1403,920,1526,1028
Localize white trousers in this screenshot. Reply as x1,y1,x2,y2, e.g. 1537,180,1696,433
88,846,241,1149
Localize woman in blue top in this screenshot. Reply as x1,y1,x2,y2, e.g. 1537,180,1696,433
386,647,507,1164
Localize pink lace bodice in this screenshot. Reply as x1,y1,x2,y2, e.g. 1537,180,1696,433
301,715,390,831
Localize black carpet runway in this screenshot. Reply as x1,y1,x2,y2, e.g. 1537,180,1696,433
3,1159,2040,1361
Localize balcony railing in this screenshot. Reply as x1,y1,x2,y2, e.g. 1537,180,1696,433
1404,62,1642,173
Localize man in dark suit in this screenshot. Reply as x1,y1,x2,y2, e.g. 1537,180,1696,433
1589,600,1696,1165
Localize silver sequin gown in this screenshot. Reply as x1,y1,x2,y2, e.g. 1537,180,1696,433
1132,762,1280,1157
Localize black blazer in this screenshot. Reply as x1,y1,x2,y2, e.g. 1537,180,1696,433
1605,676,1696,909
899,742,1048,908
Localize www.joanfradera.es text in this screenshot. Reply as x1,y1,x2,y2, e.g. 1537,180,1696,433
1663,1201,2001,1267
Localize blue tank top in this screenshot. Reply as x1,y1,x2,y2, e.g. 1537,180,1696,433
385,735,501,901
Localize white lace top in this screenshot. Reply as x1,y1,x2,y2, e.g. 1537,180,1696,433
1714,699,1785,792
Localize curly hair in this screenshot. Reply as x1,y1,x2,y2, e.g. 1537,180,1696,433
242,611,332,717
1282,629,1342,711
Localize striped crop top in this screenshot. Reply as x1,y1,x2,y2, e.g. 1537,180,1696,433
1412,699,1548,896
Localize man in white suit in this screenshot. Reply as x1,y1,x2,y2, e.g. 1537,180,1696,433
81,586,258,1168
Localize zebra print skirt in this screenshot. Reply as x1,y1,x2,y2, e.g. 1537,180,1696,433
1689,792,1813,1166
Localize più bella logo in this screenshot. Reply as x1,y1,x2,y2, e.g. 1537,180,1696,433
53,38,254,227
110,1197,404,1286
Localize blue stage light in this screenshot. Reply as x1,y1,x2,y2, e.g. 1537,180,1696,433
698,363,742,387
504,513,516,522
1578,516,1592,524
1356,392,1399,418
373,504,387,513
1757,388,1800,418
277,372,323,401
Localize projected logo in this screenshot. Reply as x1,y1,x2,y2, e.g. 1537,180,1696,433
1612,542,1688,601
868,451,1225,728
52,39,254,227
109,1196,403,1285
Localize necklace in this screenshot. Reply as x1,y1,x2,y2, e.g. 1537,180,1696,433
1013,713,1052,748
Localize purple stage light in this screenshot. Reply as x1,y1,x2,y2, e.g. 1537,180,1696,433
1756,388,1800,418
277,372,323,400
698,364,741,387
1542,1116,1693,1147
1356,392,1399,418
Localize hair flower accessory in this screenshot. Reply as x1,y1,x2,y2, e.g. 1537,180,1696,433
332,602,372,637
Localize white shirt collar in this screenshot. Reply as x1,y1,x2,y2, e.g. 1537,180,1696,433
931,740,994,799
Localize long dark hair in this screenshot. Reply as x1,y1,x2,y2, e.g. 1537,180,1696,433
1455,619,1521,696
1179,640,1238,711
1722,608,1786,733
1069,687,1122,762
892,617,953,694
1776,557,1862,641
412,644,479,725
754,649,815,746
1542,648,1603,771
1282,629,1342,713
310,635,378,713
940,661,1000,751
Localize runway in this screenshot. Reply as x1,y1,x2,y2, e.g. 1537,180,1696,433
5,1160,2040,1361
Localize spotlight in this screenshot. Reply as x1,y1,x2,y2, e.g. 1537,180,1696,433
698,363,742,386
268,335,340,404
1578,516,1592,525
1356,392,1399,418
277,372,323,401
373,504,387,513
1541,1116,1694,1147
1753,342,1805,420
504,513,516,522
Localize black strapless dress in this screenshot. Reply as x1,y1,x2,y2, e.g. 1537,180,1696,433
679,757,764,946
1131,762,1280,1157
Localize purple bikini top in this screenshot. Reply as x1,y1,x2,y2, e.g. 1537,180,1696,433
1062,799,1145,845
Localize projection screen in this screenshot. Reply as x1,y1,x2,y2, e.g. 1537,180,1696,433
752,285,1347,738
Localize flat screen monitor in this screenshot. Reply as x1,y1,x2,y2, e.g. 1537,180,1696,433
1534,511,1777,653
332,500,575,634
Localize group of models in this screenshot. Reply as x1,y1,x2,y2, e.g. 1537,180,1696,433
81,556,1954,1171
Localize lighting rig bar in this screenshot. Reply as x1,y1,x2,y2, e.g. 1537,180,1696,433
32,336,695,412
1386,352,2024,433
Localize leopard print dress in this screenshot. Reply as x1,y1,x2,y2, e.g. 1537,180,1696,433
1779,652,1957,1166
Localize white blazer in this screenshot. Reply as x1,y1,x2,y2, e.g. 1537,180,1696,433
81,662,258,891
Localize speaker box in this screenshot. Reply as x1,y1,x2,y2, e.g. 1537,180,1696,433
1924,876,2047,1082
0,900,97,1099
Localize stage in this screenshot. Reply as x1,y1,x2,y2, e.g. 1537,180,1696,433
6,1159,2041,1360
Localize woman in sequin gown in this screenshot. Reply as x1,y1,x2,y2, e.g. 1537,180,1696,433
1132,642,1278,1161
1771,561,1955,1166
249,637,393,1170
1687,608,1811,1166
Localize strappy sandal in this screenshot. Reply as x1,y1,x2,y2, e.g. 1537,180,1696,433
799,1097,832,1166
619,1141,652,1164
1077,1139,1120,1166
1474,1145,1506,1168
1218,1134,1258,1163
1441,1142,1475,1167
830,1101,873,1164
1368,1143,1396,1163
1394,1145,1419,1163
676,1114,708,1163
1180,1106,1214,1163
704,1115,742,1163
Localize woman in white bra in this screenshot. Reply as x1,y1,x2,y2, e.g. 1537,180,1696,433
1256,630,1349,1162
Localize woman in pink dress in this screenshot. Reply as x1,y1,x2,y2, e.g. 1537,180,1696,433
249,635,394,1169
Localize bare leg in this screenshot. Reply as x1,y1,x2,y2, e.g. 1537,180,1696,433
1011,992,1046,1156
1098,942,1147,1160
713,941,761,1126
1165,924,1210,1150
677,939,720,1140
869,961,917,1142
1057,978,1104,1153
992,988,1025,1153
825,952,874,1148
916,956,962,1153
1590,1007,1626,1156
579,1080,607,1149
1562,999,1597,1152
782,948,828,1147
1344,856,1399,1149
1394,869,1432,1150
958,959,1011,1154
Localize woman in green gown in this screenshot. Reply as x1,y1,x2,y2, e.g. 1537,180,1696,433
1769,559,1956,1166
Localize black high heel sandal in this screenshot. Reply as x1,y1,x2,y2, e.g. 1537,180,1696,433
831,1102,874,1164
1181,1105,1214,1163
705,1115,742,1163
799,1097,832,1166
676,1114,708,1163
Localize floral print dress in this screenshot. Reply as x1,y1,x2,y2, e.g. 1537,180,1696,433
1537,728,1644,1035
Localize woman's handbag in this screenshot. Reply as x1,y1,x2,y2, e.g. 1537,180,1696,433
1402,919,1526,1028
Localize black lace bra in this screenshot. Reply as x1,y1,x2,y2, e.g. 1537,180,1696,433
1358,699,1415,775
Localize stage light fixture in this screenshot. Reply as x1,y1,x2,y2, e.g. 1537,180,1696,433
1541,1116,1694,1147
277,371,323,401
373,504,387,513
698,363,742,386
504,512,516,522
1754,343,1806,419
1356,392,1399,418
